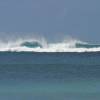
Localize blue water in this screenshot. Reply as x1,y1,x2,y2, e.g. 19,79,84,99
0,52,100,100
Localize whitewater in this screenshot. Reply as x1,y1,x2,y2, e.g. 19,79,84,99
0,36,100,52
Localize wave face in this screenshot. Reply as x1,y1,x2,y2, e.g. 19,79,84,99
21,41,43,48
0,36,100,52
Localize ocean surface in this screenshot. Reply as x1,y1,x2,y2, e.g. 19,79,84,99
0,36,100,100
0,52,100,100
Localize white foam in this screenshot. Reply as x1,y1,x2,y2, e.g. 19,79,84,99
0,36,100,52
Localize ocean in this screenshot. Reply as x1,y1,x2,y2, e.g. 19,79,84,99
0,37,100,100
0,52,100,100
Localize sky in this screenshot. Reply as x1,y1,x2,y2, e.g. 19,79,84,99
0,0,100,43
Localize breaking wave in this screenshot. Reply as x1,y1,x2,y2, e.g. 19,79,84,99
0,36,100,52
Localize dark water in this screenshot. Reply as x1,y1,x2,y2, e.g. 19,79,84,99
0,52,100,100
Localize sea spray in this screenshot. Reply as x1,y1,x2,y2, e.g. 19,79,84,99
0,34,100,52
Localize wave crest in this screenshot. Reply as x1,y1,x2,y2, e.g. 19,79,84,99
0,36,100,52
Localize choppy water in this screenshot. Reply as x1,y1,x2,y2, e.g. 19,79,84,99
0,52,100,100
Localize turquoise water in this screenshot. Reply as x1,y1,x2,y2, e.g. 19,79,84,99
0,52,100,100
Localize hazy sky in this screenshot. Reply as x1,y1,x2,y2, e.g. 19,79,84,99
0,0,100,43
